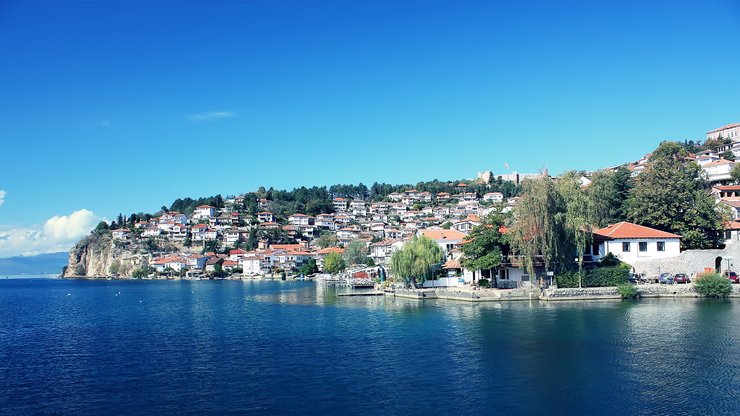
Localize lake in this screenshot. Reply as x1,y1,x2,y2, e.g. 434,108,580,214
1,278,739,415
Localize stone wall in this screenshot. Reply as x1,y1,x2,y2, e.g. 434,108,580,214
630,245,740,278
542,284,740,300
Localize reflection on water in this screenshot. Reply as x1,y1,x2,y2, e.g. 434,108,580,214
0,279,739,415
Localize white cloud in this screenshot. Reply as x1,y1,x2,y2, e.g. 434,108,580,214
0,190,5,206
0,209,101,258
99,120,111,127
186,111,236,122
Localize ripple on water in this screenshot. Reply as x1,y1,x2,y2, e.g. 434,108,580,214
0,280,739,415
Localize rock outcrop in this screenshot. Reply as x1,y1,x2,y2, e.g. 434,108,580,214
63,233,153,278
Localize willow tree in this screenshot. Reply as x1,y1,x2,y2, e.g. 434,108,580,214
390,236,444,288
556,171,594,287
587,167,633,227
508,175,565,276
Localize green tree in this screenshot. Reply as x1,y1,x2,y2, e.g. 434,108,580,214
343,239,368,266
556,171,593,286
298,258,319,275
390,236,444,288
587,167,633,227
314,231,338,249
731,163,740,184
460,214,507,282
441,221,453,229
323,252,346,274
626,141,725,249
509,175,566,275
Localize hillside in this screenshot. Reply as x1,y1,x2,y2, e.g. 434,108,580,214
0,252,69,275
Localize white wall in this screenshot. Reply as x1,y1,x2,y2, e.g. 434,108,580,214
601,238,680,263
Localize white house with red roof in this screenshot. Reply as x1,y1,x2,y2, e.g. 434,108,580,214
288,213,313,226
257,211,275,223
193,205,216,220
701,158,735,184
592,222,681,263
483,192,504,203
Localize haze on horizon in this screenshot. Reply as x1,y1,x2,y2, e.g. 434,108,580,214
1,0,739,258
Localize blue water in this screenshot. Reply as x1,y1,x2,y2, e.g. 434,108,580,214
1,279,739,415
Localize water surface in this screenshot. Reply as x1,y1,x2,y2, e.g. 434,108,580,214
1,279,738,415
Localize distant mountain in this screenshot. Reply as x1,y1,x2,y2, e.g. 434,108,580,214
0,252,69,275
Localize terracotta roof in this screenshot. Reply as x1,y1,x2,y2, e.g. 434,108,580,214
593,222,680,239
725,220,740,230
196,205,215,209
317,247,345,255
707,123,740,134
420,229,467,241
442,259,461,269
703,159,734,167
229,249,247,255
715,185,740,191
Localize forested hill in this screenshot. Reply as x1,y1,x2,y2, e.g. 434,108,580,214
107,178,521,229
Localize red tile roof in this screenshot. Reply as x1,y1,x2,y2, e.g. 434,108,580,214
593,222,680,239
420,229,467,241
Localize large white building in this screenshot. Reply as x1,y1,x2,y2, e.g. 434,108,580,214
706,123,740,141
591,222,681,264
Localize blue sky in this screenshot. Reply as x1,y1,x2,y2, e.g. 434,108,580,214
1,0,739,257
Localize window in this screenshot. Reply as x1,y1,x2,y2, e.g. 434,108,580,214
639,242,648,252
657,241,665,252
622,242,630,252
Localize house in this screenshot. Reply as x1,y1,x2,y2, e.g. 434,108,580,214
482,192,504,203
229,249,248,261
224,229,246,244
436,192,451,202
702,159,735,184
388,192,403,202
257,211,275,223
724,220,740,245
453,215,480,233
111,228,131,240
240,255,265,275
706,123,740,141
315,214,336,230
369,239,403,265
591,221,681,263
160,212,188,225
288,213,314,226
205,257,224,273
333,197,349,212
193,205,216,220
418,229,468,255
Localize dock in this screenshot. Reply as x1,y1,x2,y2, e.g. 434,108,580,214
337,291,384,297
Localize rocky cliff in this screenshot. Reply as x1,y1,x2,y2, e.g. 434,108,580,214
63,233,166,278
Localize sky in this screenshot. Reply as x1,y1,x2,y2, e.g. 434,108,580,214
0,0,739,257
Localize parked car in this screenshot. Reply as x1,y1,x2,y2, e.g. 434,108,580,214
673,273,690,284
628,273,639,284
658,273,674,284
723,271,739,283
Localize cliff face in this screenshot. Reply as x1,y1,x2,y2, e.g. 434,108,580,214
63,233,150,278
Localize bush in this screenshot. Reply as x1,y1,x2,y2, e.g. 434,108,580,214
585,267,629,287
478,279,490,288
555,270,585,288
617,284,638,299
556,267,629,288
694,273,732,297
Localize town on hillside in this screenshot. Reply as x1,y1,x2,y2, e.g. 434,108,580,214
69,123,740,289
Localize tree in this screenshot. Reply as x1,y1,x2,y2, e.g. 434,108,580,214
298,258,319,275
587,167,633,227
556,171,593,286
390,236,444,288
323,252,346,274
343,240,368,266
731,163,740,184
626,141,725,249
508,175,566,275
441,221,453,229
460,214,507,282
314,231,338,249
